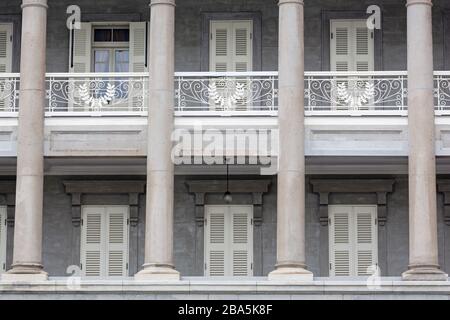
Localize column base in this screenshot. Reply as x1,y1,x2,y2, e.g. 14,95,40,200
402,266,448,281
268,266,313,282
2,265,48,282
134,265,180,281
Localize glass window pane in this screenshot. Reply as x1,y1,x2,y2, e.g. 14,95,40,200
113,29,130,42
94,50,110,72
115,50,129,72
94,29,112,42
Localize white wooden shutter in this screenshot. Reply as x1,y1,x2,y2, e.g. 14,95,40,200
205,206,227,276
81,206,104,277
353,20,374,72
0,24,12,73
81,206,129,277
210,20,252,72
129,22,148,111
205,205,253,277
329,206,352,277
129,22,148,73
230,206,253,276
0,206,7,273
329,205,378,277
330,20,374,72
106,206,129,277
210,22,232,72
69,22,92,73
355,206,378,276
232,21,252,72
0,24,13,111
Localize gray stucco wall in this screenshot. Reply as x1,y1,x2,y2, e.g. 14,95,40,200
2,174,450,278
1,0,450,72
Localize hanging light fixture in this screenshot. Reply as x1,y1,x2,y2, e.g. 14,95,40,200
223,158,233,203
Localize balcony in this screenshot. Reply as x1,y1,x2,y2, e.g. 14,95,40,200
1,71,449,117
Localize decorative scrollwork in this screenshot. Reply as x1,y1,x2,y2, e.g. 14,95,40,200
305,75,407,112
45,76,148,112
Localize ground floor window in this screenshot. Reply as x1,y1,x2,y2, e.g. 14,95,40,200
204,205,253,277
80,205,129,277
328,205,378,277
0,206,6,273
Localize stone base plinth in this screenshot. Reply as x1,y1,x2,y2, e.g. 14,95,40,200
268,267,314,282
402,267,448,281
134,266,180,281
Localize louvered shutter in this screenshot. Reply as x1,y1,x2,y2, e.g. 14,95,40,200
353,21,374,72
329,205,378,277
129,22,148,73
329,206,352,277
232,21,252,72
331,21,351,72
0,24,12,73
205,206,253,277
0,24,13,111
230,206,253,276
330,20,374,72
355,206,378,276
0,206,7,273
205,206,227,276
106,206,129,277
129,22,148,111
81,207,104,277
210,22,232,72
69,22,92,73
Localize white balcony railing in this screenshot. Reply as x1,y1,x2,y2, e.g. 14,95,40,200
0,71,450,116
174,72,278,116
0,73,20,113
46,73,149,115
304,71,408,116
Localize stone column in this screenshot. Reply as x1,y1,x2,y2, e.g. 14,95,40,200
268,0,313,281
402,0,447,281
2,0,48,282
135,0,179,280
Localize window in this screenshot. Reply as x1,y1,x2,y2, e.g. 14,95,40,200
0,24,13,111
330,19,374,72
80,206,129,277
329,205,378,277
69,22,148,73
92,27,130,73
209,20,253,72
0,206,7,273
204,205,253,277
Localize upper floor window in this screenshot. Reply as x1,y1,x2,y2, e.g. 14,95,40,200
209,20,253,72
92,26,130,73
330,19,374,72
0,23,12,73
69,22,148,73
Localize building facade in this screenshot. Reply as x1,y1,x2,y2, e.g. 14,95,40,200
0,0,450,299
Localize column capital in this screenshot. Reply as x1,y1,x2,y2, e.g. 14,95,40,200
279,0,304,6
21,0,48,9
150,0,175,7
406,0,432,7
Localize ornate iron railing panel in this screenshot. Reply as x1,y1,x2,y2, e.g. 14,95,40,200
304,71,408,115
45,73,149,114
0,74,20,112
174,72,278,114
